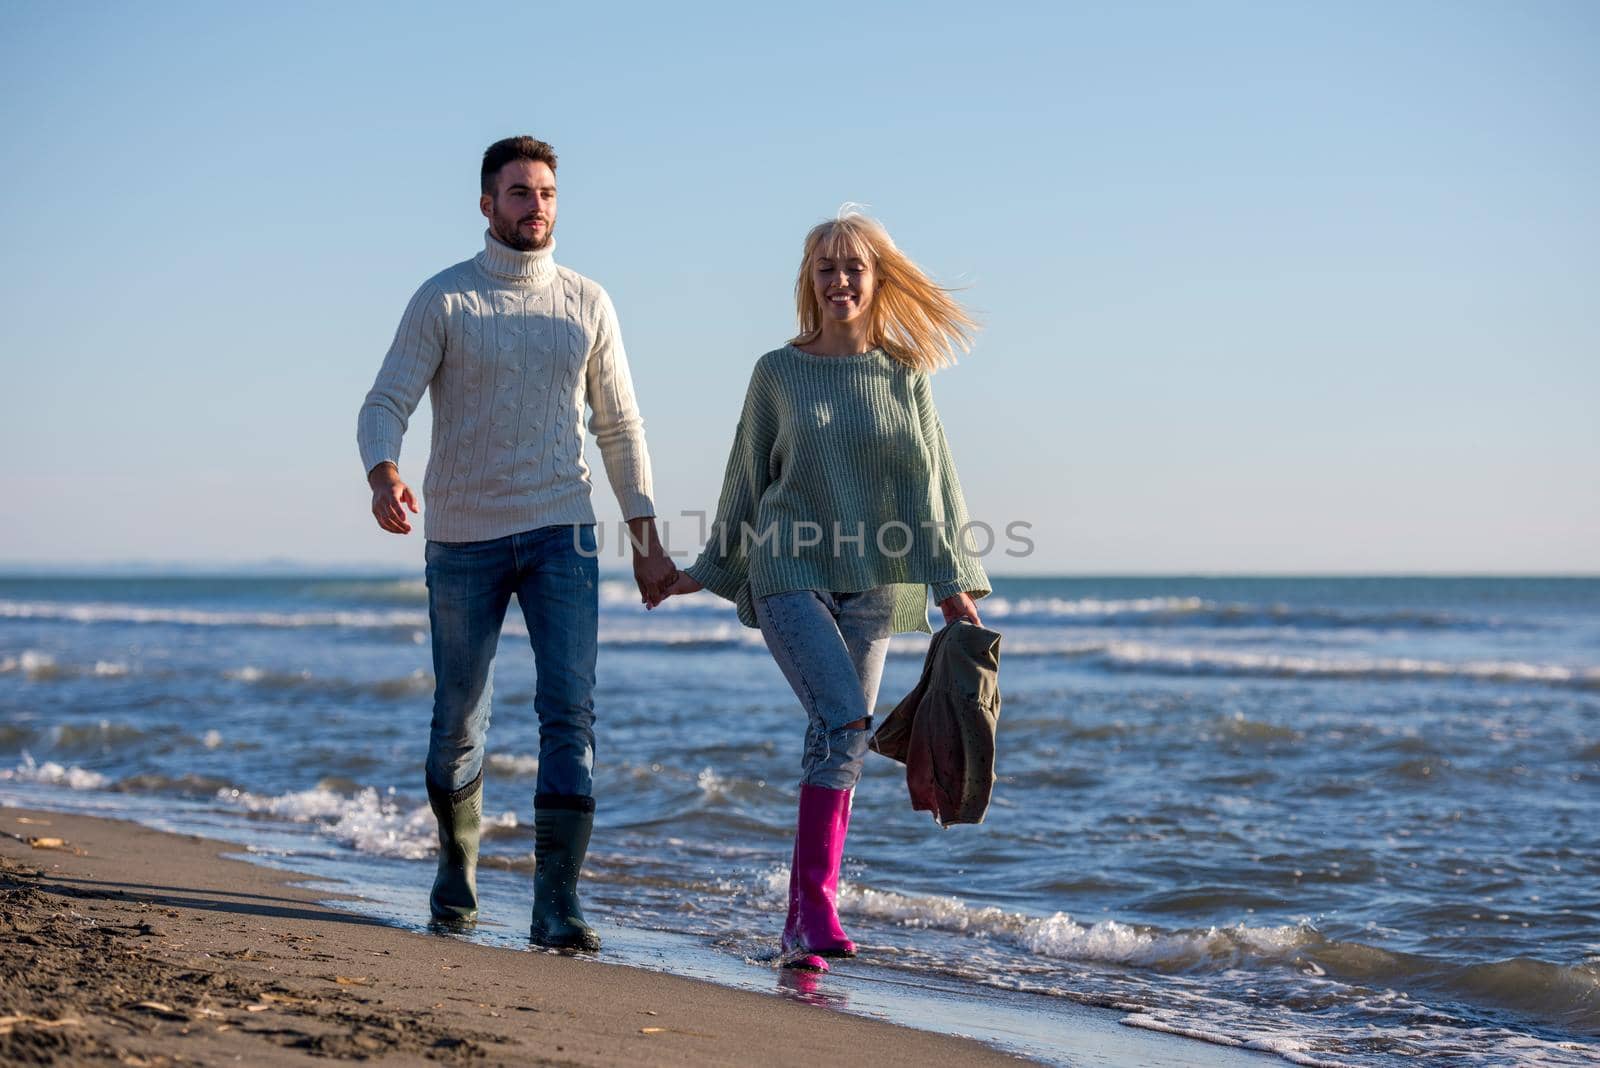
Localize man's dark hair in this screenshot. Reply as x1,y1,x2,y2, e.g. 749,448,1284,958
481,136,558,196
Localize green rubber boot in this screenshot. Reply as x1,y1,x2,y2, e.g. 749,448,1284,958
426,771,482,925
529,800,601,951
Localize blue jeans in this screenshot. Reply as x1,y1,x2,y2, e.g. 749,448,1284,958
755,587,897,790
424,524,599,801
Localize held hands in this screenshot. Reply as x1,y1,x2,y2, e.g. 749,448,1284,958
657,570,703,604
369,462,419,534
634,554,678,608
939,592,983,629
645,568,703,609
628,517,680,608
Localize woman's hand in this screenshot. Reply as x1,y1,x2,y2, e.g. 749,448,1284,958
649,570,703,609
939,592,983,628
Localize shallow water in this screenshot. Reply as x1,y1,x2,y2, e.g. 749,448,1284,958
2,574,1597,1066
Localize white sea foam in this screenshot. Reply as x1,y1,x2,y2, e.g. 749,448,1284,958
597,623,761,649
751,869,1600,1064
0,650,59,677
307,579,428,603
758,870,1312,969
0,651,131,682
599,579,645,606
0,599,428,631
1000,637,1600,689
1121,1012,1356,1068
215,784,516,860
1,754,111,790
983,595,1208,619
221,665,431,699
978,596,1470,630
1095,641,1599,687
220,784,352,820
696,767,730,798
486,752,540,776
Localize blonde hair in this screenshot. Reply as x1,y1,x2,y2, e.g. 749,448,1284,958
791,207,977,372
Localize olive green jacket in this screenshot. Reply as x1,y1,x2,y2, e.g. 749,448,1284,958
869,620,1002,826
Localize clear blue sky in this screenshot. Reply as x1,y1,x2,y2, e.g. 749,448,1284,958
2,1,1595,573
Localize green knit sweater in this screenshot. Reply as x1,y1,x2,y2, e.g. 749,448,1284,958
684,344,990,634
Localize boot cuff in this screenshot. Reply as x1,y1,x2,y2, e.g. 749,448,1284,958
534,792,596,814
428,770,483,806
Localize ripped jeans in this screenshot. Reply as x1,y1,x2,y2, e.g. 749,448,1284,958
754,587,897,790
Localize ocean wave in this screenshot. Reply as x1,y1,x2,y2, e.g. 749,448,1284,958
303,579,428,604
214,783,517,861
599,579,652,606
1119,1012,1355,1068
980,595,1495,632
1003,638,1600,690
299,578,703,613
798,874,1317,970
984,595,1209,619
223,665,434,700
48,720,154,750
113,772,238,796
1,596,748,648
0,649,437,701
486,752,540,776
764,874,1600,1033
0,650,64,679
695,767,735,800
0,754,111,790
1120,1016,1356,1068
597,625,763,651
1,599,429,633
0,650,138,683
0,716,227,758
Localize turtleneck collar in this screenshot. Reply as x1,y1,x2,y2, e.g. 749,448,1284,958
475,230,558,287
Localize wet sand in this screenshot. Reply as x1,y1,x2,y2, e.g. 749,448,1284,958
0,804,1272,1066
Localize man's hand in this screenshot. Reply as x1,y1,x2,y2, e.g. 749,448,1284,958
939,592,983,628
368,462,419,535
626,517,677,607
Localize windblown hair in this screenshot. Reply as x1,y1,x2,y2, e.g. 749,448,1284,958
480,136,558,195
792,208,976,372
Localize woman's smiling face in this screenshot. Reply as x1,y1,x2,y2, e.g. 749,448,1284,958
811,248,876,327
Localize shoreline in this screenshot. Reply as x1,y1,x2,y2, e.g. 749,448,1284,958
0,802,1277,1066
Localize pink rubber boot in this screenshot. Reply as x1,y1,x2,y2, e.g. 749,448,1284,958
780,784,857,970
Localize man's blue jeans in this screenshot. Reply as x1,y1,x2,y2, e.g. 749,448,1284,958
424,524,599,802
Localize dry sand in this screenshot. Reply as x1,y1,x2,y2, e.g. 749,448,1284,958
0,804,1272,1066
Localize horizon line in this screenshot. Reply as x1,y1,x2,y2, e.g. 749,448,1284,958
0,562,1596,581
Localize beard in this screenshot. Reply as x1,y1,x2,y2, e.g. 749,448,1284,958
489,202,554,252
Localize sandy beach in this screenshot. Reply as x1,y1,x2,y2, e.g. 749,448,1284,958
0,804,1279,1067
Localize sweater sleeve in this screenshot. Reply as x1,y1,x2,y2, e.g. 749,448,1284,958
357,282,448,476
684,364,776,602
914,373,991,603
584,288,656,520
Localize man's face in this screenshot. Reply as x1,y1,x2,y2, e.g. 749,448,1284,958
480,160,557,251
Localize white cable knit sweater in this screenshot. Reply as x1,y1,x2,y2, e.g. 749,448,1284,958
358,232,655,542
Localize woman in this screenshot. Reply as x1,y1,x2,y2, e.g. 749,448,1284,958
659,209,989,972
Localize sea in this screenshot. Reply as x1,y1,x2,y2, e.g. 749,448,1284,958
1,573,1596,1066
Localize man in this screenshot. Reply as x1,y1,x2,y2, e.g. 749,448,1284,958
357,136,675,950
